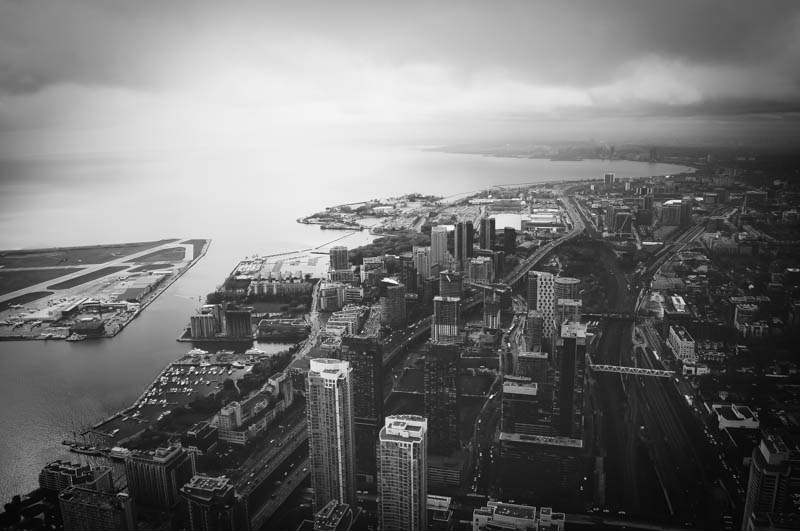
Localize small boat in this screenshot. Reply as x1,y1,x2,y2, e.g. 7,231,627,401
68,444,103,456
231,361,245,369
66,333,87,342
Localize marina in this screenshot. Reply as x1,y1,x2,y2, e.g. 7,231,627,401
86,347,280,447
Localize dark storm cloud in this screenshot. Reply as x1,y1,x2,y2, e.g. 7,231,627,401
2,0,798,93
1,0,799,154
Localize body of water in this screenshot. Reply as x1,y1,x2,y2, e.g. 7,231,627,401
0,145,692,499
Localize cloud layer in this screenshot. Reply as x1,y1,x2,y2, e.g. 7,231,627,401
1,0,799,154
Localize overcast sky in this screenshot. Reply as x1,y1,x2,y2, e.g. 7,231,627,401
1,0,799,156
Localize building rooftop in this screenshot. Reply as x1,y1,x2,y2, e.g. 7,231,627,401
492,502,536,520
499,431,583,448
670,325,694,343
59,487,130,510
313,500,353,531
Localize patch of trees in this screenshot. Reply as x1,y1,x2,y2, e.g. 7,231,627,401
348,231,431,265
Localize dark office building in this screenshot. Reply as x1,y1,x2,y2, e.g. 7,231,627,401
125,445,195,510
479,217,495,250
503,227,516,254
59,488,136,531
180,475,246,531
454,221,474,271
439,270,464,298
501,376,552,436
424,342,461,455
498,433,584,509
399,253,418,294
336,336,384,488
553,323,587,439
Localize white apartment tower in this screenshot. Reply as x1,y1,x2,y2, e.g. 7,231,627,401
378,415,428,531
306,358,357,511
528,271,556,343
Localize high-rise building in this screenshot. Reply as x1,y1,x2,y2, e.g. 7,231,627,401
39,460,113,494
329,246,350,271
380,282,407,329
224,307,253,338
554,277,580,301
432,296,461,344
467,256,494,283
439,270,464,298
59,488,136,531
454,221,474,271
399,254,418,294
524,310,544,351
307,358,357,510
125,445,194,510
604,173,615,187
483,289,502,330
337,337,384,488
412,246,432,281
501,376,552,436
497,433,583,508
378,415,429,531
479,217,495,250
430,226,450,269
424,343,460,455
503,227,517,254
741,432,799,531
556,299,582,325
516,350,549,383
180,475,245,531
527,272,556,346
553,322,587,439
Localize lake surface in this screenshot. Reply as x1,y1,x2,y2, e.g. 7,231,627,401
0,146,692,499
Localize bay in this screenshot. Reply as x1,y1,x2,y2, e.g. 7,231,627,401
0,145,692,499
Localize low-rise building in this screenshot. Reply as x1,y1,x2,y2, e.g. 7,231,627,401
472,501,565,531
668,325,696,361
712,404,760,431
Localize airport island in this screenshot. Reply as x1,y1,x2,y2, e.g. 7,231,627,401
0,239,210,341
4,168,800,531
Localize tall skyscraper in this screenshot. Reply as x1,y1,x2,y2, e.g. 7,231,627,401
741,432,798,531
380,282,407,329
501,376,552,436
454,221,474,271
554,322,587,439
430,226,450,269
503,227,516,254
329,246,350,271
424,343,460,455
432,296,461,344
524,310,544,351
479,217,495,250
337,336,384,488
378,415,429,531
412,246,432,280
180,475,245,531
59,488,136,531
399,254,418,293
604,173,615,187
554,277,580,301
483,289,502,330
125,445,194,510
527,272,555,346
306,358,357,510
